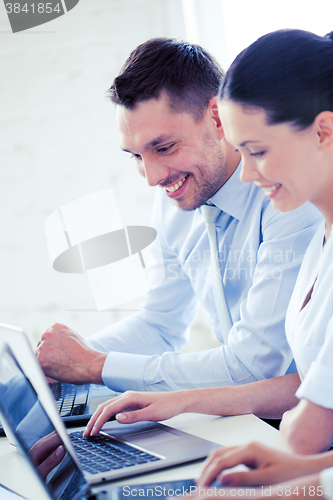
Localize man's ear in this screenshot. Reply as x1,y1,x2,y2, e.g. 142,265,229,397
315,111,333,151
208,96,225,140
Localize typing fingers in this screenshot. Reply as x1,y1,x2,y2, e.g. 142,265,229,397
198,444,269,487
197,447,240,487
84,391,149,437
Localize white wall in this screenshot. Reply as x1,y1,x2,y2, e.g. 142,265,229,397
0,0,173,342
221,0,333,65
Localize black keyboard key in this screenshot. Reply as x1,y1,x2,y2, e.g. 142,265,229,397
49,383,88,417
72,403,87,415
69,430,160,474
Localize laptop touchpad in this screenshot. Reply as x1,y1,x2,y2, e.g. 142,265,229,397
124,429,181,447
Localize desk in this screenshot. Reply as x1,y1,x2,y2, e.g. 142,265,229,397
0,413,290,500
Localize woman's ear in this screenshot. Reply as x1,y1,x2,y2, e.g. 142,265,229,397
315,111,333,151
207,96,225,140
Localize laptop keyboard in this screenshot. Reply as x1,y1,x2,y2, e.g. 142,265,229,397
50,382,88,417
69,430,160,475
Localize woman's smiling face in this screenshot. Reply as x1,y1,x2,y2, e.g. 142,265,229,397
218,100,325,213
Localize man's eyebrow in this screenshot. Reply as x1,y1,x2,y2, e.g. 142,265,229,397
145,135,172,150
121,135,173,154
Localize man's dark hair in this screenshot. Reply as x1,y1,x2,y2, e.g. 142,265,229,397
109,37,224,121
219,29,333,129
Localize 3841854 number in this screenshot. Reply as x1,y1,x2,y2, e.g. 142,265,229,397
5,3,61,14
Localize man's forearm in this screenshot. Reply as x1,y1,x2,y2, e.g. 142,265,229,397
87,351,107,385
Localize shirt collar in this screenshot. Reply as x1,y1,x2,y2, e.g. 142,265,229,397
206,162,252,221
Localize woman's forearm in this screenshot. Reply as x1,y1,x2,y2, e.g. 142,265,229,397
180,372,301,419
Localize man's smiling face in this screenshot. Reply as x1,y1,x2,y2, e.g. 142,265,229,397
116,92,230,211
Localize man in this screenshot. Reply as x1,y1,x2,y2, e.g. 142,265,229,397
37,38,321,392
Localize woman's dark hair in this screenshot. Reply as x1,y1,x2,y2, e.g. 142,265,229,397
219,29,333,129
109,37,224,121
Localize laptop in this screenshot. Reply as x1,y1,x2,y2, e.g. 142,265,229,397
0,326,220,486
0,343,200,500
0,322,121,438
0,382,120,438
49,381,121,424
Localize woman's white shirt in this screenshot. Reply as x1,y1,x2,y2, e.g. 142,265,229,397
286,221,333,409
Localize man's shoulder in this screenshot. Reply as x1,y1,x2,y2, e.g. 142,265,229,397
236,181,322,232
261,199,323,231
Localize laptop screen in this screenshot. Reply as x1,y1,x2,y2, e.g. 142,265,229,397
0,343,89,500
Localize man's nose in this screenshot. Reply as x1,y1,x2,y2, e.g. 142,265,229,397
139,158,170,187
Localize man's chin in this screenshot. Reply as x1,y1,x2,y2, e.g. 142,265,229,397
170,197,203,212
164,184,209,212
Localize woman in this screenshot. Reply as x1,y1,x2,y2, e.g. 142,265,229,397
84,29,333,495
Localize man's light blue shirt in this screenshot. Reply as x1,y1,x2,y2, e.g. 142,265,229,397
89,165,322,392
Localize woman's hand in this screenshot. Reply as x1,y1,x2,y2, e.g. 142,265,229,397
196,442,326,488
83,390,188,437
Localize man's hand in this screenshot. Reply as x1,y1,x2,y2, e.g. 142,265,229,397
83,390,188,437
36,323,107,385
196,442,327,488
